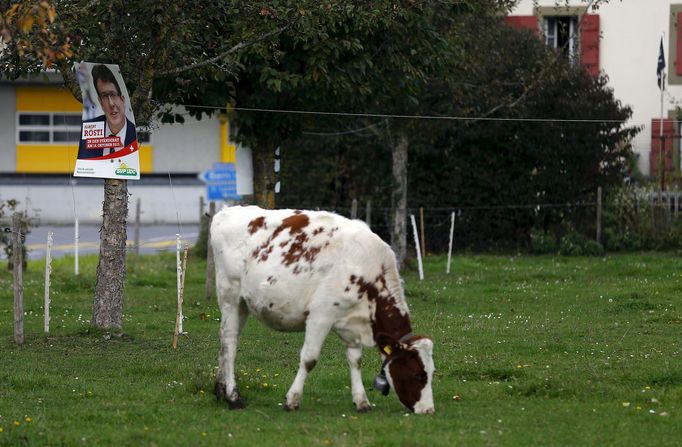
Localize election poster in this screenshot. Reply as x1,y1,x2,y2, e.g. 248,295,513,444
73,62,140,180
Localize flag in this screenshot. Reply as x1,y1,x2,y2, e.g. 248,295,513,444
657,38,666,90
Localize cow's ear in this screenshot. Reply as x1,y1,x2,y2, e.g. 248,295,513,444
376,333,400,357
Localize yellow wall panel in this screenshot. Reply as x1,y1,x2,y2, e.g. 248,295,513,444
220,119,237,163
16,145,78,173
139,145,153,173
16,86,82,112
18,144,153,174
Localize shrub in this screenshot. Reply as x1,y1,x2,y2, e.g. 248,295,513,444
559,231,604,256
0,199,37,270
531,229,557,254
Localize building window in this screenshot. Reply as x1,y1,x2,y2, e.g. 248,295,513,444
17,112,152,144
17,112,82,144
544,16,579,61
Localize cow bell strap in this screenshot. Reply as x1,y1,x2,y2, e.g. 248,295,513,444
399,332,413,344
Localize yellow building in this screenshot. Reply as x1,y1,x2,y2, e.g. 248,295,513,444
1,75,237,174
0,76,249,224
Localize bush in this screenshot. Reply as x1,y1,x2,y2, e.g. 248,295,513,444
602,228,644,252
0,199,37,270
531,230,557,254
559,231,604,256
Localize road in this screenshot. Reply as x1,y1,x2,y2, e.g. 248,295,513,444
9,224,199,260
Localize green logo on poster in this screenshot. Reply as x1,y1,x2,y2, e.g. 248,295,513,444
115,163,137,176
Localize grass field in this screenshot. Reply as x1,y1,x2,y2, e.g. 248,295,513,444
1,251,681,446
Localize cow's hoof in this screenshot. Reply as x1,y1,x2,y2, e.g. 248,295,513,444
228,396,246,410
214,381,228,401
356,401,372,413
284,393,301,411
215,382,246,409
283,403,300,412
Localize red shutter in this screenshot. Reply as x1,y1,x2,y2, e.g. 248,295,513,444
676,12,682,75
504,16,538,35
650,119,675,176
580,14,600,76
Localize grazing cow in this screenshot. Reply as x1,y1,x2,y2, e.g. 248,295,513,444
211,206,435,414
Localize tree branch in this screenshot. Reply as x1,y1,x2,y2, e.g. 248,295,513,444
56,59,82,103
473,0,600,123
156,23,291,78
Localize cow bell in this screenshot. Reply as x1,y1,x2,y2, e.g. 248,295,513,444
373,373,390,396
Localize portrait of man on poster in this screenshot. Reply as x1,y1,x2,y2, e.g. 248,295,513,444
77,64,137,159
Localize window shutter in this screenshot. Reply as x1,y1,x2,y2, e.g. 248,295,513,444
580,14,600,76
676,12,682,75
504,16,538,35
650,119,675,176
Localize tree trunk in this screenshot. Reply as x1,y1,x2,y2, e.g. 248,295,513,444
391,131,408,270
252,141,277,209
93,179,128,330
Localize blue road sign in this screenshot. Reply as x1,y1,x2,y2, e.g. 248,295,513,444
201,162,239,200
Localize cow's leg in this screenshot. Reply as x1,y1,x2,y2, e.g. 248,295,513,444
215,282,249,409
346,344,371,412
284,318,332,411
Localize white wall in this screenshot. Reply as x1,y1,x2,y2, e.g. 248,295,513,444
511,0,676,175
151,109,222,173
0,182,208,224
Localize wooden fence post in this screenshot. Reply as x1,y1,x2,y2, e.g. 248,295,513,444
446,211,455,274
206,201,216,299
134,197,141,255
410,214,424,281
175,235,184,334
12,212,24,345
351,199,358,219
44,231,53,333
173,245,190,349
596,186,602,244
74,217,79,276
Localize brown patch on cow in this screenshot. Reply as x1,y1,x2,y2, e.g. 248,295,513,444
354,276,381,301
347,270,412,344
387,350,427,412
280,213,309,234
252,244,274,262
305,359,317,372
251,213,310,263
251,212,336,275
248,216,267,234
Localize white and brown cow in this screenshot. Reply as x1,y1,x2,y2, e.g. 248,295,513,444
210,206,435,414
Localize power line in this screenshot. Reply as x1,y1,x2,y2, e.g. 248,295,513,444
178,103,631,124
302,119,387,136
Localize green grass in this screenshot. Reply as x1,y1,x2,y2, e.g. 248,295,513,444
1,252,681,446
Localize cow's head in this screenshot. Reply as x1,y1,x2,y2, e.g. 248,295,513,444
375,333,435,414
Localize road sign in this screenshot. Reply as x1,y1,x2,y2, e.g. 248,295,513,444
199,162,239,201
198,164,235,183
